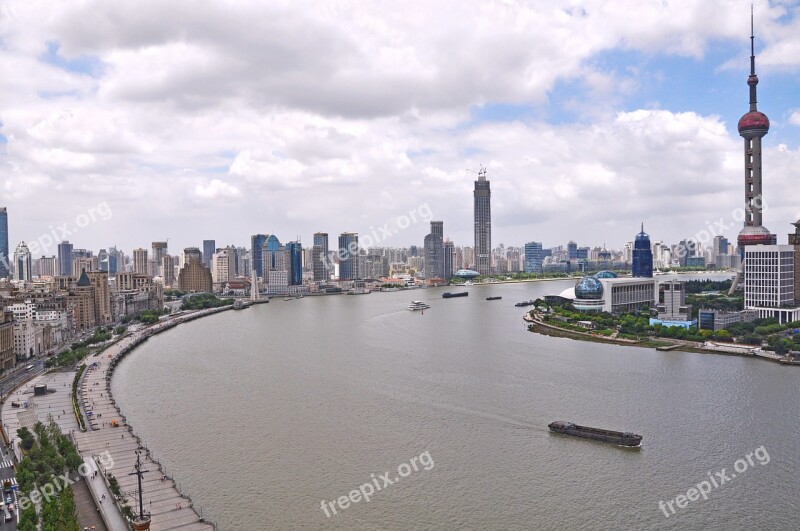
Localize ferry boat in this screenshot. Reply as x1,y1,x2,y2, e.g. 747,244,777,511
514,300,535,307
548,421,642,447
347,289,371,295
406,301,430,311
486,296,502,301
442,292,468,298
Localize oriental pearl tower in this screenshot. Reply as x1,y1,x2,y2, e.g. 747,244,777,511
730,9,775,293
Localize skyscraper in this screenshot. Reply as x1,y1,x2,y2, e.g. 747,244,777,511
152,241,168,276
285,241,303,285
0,208,7,279
58,241,73,277
203,239,216,269
338,232,359,280
424,221,445,280
431,221,443,240
250,235,267,277
13,241,32,281
736,12,775,254
473,166,492,275
443,241,455,279
524,242,543,273
567,241,578,260
423,233,444,280
313,232,329,281
133,248,149,275
632,224,653,278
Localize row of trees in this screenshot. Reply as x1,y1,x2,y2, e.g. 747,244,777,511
182,293,234,310
16,420,82,530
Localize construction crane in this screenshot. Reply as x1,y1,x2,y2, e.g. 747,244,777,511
466,164,487,179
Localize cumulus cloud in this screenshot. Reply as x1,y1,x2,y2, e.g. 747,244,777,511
0,0,798,253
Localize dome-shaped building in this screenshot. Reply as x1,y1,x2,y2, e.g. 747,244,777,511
575,276,603,299
573,276,605,312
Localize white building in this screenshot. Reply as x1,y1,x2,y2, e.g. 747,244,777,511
744,245,800,323
8,301,36,360
267,270,288,294
212,249,236,285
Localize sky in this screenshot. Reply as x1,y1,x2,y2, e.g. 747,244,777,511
1,0,800,257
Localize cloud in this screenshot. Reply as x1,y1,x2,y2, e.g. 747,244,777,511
193,178,241,199
0,0,798,253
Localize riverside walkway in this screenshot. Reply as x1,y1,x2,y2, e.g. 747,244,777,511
74,309,227,531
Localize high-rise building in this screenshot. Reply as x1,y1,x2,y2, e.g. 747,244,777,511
162,255,175,287
423,233,444,280
567,241,578,260
431,221,444,240
424,221,445,281
108,247,120,274
249,235,267,277
58,241,73,277
212,248,236,285
178,247,212,292
152,241,168,276
744,245,800,323
313,232,329,281
789,221,800,304
0,208,8,279
443,241,455,279
632,224,653,278
676,239,696,267
524,242,544,273
473,167,492,275
735,14,775,256
37,256,57,277
13,241,32,281
203,240,216,269
338,232,359,280
133,248,149,275
98,249,109,272
285,241,303,285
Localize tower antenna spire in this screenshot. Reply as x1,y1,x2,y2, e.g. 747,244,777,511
750,4,755,76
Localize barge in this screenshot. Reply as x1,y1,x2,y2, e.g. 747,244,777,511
548,421,642,447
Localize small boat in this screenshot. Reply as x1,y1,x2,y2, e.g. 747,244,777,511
406,301,430,311
283,297,292,301
548,421,642,447
442,292,468,298
347,289,371,295
515,300,535,307
486,296,502,301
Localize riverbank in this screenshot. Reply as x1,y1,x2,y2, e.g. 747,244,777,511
73,306,232,530
525,312,796,363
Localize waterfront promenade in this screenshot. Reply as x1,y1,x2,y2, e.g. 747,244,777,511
74,309,228,531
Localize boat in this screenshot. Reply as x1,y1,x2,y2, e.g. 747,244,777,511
233,300,248,310
406,301,430,311
548,421,642,447
347,289,371,295
486,296,502,301
283,297,293,301
515,300,535,307
442,292,468,298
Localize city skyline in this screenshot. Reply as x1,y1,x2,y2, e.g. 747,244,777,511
1,2,800,252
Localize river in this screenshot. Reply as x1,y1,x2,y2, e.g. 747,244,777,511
112,276,798,530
